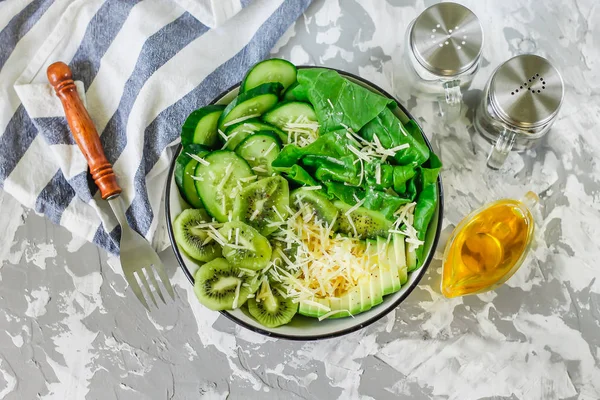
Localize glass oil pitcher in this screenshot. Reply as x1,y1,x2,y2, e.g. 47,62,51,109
404,2,483,121
441,192,539,298
474,54,564,169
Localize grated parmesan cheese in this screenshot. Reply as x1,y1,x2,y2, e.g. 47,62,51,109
249,208,261,221
398,121,408,136
186,152,210,166
390,202,422,248
301,300,331,312
264,142,276,156
217,129,228,141
216,163,234,192
318,309,354,321
283,116,319,148
345,214,358,237
232,280,242,308
222,113,261,127
239,175,258,182
344,198,366,216
206,231,226,247
301,185,322,191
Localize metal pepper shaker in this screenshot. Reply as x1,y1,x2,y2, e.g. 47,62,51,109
474,54,564,169
404,2,484,120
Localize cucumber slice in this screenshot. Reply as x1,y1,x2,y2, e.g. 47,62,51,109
218,83,283,132
241,58,297,93
181,105,225,148
233,176,290,236
224,118,287,149
262,101,318,130
218,221,272,271
290,188,338,227
193,151,253,222
235,131,281,176
174,144,210,208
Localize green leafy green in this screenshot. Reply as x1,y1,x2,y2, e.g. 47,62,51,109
392,165,417,194
359,109,430,166
284,82,309,102
413,183,438,264
273,130,353,167
363,187,411,220
365,161,418,193
306,156,359,185
323,182,411,221
365,161,394,190
276,164,318,187
296,68,395,133
273,130,360,185
419,152,442,190
323,182,364,205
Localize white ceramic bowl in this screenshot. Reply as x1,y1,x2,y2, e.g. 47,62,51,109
165,67,443,340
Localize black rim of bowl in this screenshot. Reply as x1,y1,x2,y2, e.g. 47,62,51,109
165,66,444,341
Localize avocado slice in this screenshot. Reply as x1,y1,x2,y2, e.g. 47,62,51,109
298,298,330,318
328,287,363,319
393,234,408,285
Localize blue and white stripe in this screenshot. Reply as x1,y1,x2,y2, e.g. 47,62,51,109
0,0,311,254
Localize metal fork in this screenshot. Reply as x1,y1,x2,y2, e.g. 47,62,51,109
48,61,174,309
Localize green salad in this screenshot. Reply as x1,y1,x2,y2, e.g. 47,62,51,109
173,59,441,328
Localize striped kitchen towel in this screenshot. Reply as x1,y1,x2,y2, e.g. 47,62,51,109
0,0,311,254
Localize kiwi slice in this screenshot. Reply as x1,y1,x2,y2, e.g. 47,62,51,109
173,209,222,262
269,239,301,278
291,188,339,228
334,200,392,239
247,281,298,328
194,258,260,310
218,221,272,270
233,175,290,236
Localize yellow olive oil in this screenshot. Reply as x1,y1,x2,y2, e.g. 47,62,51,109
442,195,536,298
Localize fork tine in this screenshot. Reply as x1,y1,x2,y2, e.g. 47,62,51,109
137,270,158,307
127,272,150,310
145,266,166,304
154,261,175,299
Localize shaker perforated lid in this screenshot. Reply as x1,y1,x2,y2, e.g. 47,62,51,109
490,54,564,129
410,2,483,77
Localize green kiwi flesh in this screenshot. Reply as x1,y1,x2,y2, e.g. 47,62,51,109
194,258,259,310
173,209,222,262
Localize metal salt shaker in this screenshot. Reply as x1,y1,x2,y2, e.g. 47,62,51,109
405,2,484,121
475,54,564,169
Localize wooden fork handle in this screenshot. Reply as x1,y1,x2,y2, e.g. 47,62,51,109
47,61,122,200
